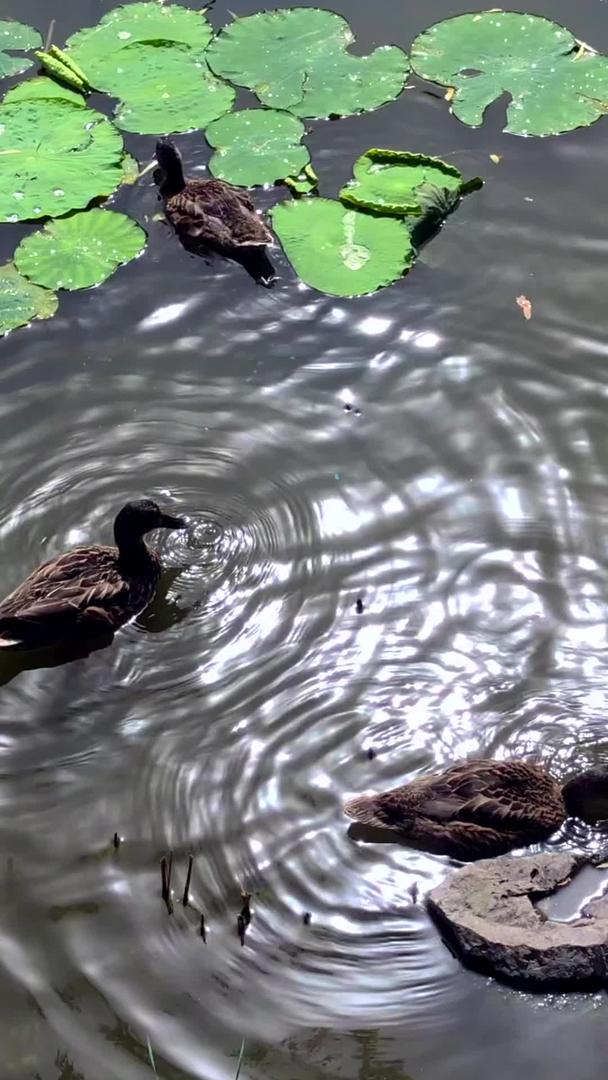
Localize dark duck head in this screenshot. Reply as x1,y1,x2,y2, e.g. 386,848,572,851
562,765,608,824
114,498,187,557
155,138,186,197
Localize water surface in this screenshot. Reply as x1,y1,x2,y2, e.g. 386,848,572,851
2,0,608,1077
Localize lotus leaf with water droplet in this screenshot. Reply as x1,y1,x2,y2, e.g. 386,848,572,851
272,197,413,297
207,8,409,119
0,20,41,80
0,99,127,221
206,108,309,187
14,209,147,291
410,11,608,136
0,262,57,335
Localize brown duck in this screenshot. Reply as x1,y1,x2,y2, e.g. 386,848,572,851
344,758,608,860
0,499,186,650
155,138,273,251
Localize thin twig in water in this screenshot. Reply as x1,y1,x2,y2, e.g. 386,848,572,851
146,1035,158,1076
44,19,56,51
138,159,157,182
234,1039,245,1080
240,890,251,929
237,913,246,946
200,913,207,943
160,854,174,914
183,854,193,907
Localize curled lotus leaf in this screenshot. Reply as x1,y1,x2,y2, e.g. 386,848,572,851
207,7,409,119
340,150,468,216
410,11,608,136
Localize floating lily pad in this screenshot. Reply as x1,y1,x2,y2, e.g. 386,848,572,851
272,198,413,297
0,100,126,220
15,209,147,291
66,2,213,84
207,8,409,119
0,20,41,79
410,11,608,136
87,42,235,134
0,263,57,335
206,109,309,187
3,75,85,106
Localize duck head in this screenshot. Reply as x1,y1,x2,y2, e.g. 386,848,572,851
562,765,608,824
155,138,186,196
114,499,187,551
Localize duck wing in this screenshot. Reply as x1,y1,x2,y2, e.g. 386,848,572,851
419,760,565,831
0,546,133,647
166,180,272,247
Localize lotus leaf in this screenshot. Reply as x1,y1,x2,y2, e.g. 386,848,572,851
15,209,147,291
0,100,126,221
0,263,57,335
207,8,409,118
84,42,235,135
272,198,413,297
3,76,85,106
0,21,41,80
206,109,309,187
340,150,467,216
410,11,608,136
66,2,213,83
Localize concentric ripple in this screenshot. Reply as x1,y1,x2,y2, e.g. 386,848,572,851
2,0,608,1076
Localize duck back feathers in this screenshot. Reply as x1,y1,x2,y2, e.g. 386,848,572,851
344,759,566,860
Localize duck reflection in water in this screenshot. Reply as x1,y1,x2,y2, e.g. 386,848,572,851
0,499,188,682
155,138,276,287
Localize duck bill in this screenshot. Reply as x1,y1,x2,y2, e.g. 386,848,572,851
159,513,187,530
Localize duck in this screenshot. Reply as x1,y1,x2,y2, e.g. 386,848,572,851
344,758,608,861
0,499,187,650
155,137,273,253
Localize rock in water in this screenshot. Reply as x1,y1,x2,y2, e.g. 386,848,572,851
428,852,608,988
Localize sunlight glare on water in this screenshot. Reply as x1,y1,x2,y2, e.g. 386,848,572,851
1,0,608,1077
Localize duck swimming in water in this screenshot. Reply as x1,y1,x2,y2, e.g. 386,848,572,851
344,758,608,861
155,138,274,279
0,499,186,650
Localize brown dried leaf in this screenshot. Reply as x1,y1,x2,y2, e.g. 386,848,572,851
516,294,532,320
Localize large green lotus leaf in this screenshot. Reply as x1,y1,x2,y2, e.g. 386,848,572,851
272,198,413,297
340,150,466,216
0,263,57,335
14,209,147,290
0,100,126,221
89,42,235,134
66,2,212,84
410,11,608,136
3,76,85,106
207,8,409,119
206,109,309,187
0,21,41,79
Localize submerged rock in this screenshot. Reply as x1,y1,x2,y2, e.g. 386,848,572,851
428,852,608,987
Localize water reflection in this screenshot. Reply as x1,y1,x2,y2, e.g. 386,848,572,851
2,0,608,1075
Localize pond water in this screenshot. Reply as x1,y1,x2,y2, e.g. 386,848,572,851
2,0,608,1077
